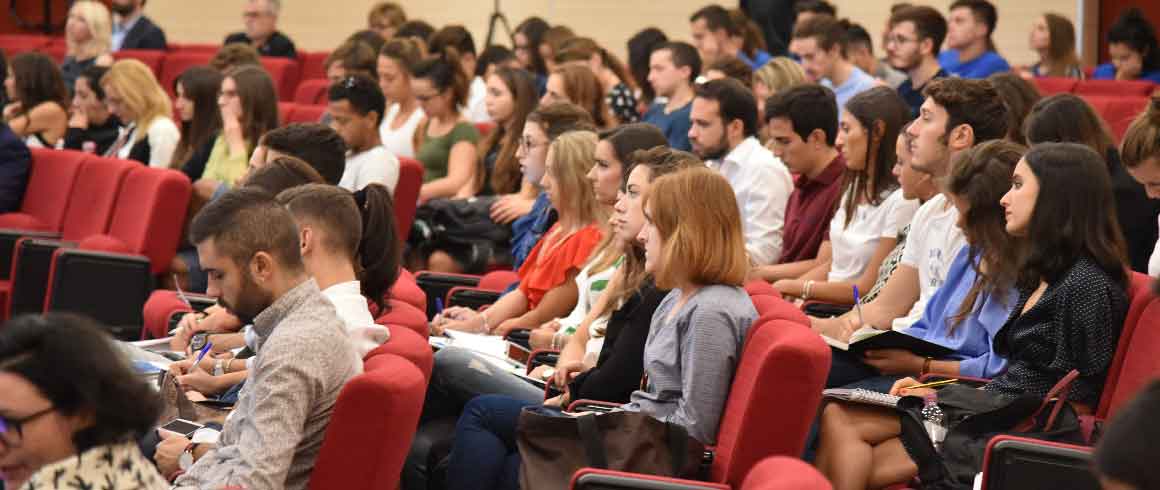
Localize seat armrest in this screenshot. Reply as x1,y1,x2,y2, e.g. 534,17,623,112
527,349,560,372
45,248,152,340
7,238,75,318
415,270,482,317
0,229,61,280
446,286,503,310
981,435,1097,490
570,468,729,490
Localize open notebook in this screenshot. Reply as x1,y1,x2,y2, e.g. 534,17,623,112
821,326,954,358
823,388,901,408
431,330,548,389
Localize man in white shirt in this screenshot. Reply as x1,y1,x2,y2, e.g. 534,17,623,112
790,15,879,112
688,78,793,266
327,75,400,193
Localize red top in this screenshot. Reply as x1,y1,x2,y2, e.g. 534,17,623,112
517,223,604,308
778,155,845,264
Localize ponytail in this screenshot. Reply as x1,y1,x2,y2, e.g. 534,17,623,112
1122,96,1160,169
354,184,401,310
410,46,470,108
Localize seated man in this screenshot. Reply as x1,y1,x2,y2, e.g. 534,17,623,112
223,0,297,59
0,122,31,213
937,0,1010,78
110,0,167,51
250,123,347,186
642,42,700,152
327,75,400,193
156,188,360,490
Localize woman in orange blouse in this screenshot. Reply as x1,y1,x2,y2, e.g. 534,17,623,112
434,130,606,335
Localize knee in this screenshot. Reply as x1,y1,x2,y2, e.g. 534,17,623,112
819,403,849,436
428,250,464,273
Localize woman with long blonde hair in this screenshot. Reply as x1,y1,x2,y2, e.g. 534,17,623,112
62,0,114,90
100,59,179,168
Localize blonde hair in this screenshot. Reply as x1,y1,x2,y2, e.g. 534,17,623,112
752,57,806,95
67,0,111,60
1122,97,1160,169
548,130,604,227
101,59,172,143
646,168,748,289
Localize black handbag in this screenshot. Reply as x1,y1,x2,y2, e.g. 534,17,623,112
408,197,512,273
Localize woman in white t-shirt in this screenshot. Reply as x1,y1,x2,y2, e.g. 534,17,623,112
774,87,917,306
377,37,426,159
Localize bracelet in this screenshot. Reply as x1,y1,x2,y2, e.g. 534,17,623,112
803,280,815,300
224,356,236,374
479,311,491,334
922,357,933,375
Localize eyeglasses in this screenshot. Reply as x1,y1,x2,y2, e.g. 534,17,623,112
520,136,546,152
0,406,55,448
885,35,918,46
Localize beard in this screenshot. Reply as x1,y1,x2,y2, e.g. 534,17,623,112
110,2,135,16
695,133,731,161
218,274,274,325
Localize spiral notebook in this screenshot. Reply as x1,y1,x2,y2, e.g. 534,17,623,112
823,388,902,408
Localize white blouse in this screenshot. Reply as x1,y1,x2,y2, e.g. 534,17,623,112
827,187,918,282
379,103,425,159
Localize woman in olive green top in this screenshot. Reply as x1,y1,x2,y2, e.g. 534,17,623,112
412,47,481,202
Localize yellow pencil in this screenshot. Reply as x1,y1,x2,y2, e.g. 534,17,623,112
905,378,959,391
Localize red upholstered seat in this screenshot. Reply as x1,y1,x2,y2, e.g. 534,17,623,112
260,56,301,102
299,51,331,81
160,51,214,97
1099,272,1160,418
374,299,428,338
294,78,331,105
0,34,51,56
141,290,193,340
112,50,166,76
59,156,136,241
308,354,425,490
364,324,434,380
744,279,779,297
0,149,86,232
391,269,426,312
102,166,192,274
394,157,425,237
1031,77,1078,96
739,456,832,490
1074,79,1156,96
1081,95,1149,140
286,104,326,124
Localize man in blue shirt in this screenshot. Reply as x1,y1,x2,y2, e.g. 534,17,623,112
690,5,773,70
938,0,1010,78
790,15,878,113
885,6,949,119
642,42,700,152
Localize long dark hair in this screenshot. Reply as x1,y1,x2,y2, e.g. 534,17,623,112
553,64,612,128
172,66,224,167
9,52,67,112
410,46,470,109
515,17,550,76
1024,94,1115,171
838,86,907,226
475,67,538,195
226,65,280,153
987,72,1041,146
627,28,669,106
276,184,401,310
1042,13,1081,77
945,140,1023,330
1017,143,1128,290
0,314,162,452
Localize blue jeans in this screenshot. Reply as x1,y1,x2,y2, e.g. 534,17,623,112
446,395,538,490
425,347,545,422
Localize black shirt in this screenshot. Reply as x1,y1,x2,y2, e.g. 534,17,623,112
1107,149,1160,272
63,115,122,155
897,68,947,120
569,281,670,403
223,30,297,59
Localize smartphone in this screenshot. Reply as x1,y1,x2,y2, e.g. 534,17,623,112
189,332,209,352
159,418,204,438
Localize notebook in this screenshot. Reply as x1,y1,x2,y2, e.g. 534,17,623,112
821,326,955,358
823,388,901,408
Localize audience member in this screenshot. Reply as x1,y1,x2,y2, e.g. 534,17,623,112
473,67,537,199
475,45,518,81
514,16,551,84
1025,13,1083,78
939,0,1011,78
626,27,669,109
0,122,31,213
189,65,279,197
794,0,838,30
690,5,772,69
818,142,1129,490
1093,8,1160,83
377,37,425,159
755,84,844,276
366,1,406,40
243,154,326,193
255,123,347,186
224,0,297,59
396,20,435,48
328,74,399,192
691,78,793,266
1121,97,1160,276
61,1,114,91
704,56,753,83
3,53,68,148
445,167,754,490
323,40,377,85
109,0,167,51
429,25,490,123
209,43,262,73
0,314,167,490
346,29,387,58
642,41,700,151
730,8,772,65
432,130,605,336
63,65,121,155
411,48,481,201
540,25,576,74
1094,379,1160,490
886,5,948,118
555,37,639,124
172,66,224,170
987,72,1040,145
791,16,879,113
160,188,360,490
773,87,917,304
101,59,179,168
542,64,613,128
844,21,908,88
751,56,806,136
1026,94,1159,274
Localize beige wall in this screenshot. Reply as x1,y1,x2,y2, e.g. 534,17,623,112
148,0,1086,67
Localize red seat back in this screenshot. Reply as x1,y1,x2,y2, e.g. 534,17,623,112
1031,77,1077,96
394,157,424,237
300,51,331,81
36,44,66,64
364,324,433,380
474,122,496,137
104,166,192,274
294,78,331,105
1074,79,1156,96
169,43,220,53
160,51,215,97
710,318,831,486
744,280,779,298
739,456,832,490
374,299,428,338
0,34,51,56
1099,272,1160,418
0,149,86,232
260,56,301,102
1080,95,1149,140
287,104,326,124
390,269,426,312
309,354,426,490
479,270,519,291
113,50,165,76
60,156,136,241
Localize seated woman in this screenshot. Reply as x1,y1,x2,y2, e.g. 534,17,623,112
1025,13,1084,78
443,167,756,490
412,47,481,202
377,37,425,159
540,64,614,129
1092,8,1160,83
0,314,167,489
752,57,806,141
100,59,180,168
60,0,113,91
3,53,68,148
816,142,1130,490
819,140,1023,392
772,87,918,307
554,37,639,125
432,130,606,337
171,66,224,173
63,65,120,155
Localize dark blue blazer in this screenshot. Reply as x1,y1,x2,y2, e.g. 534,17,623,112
0,123,32,213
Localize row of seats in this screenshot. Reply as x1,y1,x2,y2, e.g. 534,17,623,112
1030,78,1157,140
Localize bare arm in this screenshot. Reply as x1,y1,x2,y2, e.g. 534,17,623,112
496,269,581,335
420,141,478,201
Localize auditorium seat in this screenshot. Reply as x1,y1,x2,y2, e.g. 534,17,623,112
299,51,332,82
260,56,301,102
286,104,326,124
160,51,215,97
744,279,779,298
1081,95,1149,140
394,157,425,237
475,121,496,136
37,44,66,63
980,435,1098,490
169,43,221,53
113,49,166,76
391,268,427,312
0,34,51,55
374,299,429,339
1031,77,1077,96
308,353,426,490
294,78,331,105
739,456,832,490
364,324,434,380
277,102,296,125
0,149,86,233
1074,79,1156,97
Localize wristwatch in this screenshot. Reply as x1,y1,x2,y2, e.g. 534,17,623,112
178,443,200,470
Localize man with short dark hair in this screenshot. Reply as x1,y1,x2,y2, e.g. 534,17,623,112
429,25,490,123
938,0,1010,78
643,42,701,151
164,188,360,490
224,0,297,59
690,5,772,69
790,15,878,112
327,75,399,192
690,79,793,266
844,22,907,88
323,40,377,85
754,84,845,280
886,5,949,118
109,0,167,51
793,0,837,30
252,123,347,186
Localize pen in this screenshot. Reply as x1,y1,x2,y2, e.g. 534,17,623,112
853,285,865,326
173,275,194,309
192,342,213,372
905,379,959,391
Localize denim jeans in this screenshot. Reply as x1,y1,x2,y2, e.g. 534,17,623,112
424,347,544,422
445,394,538,490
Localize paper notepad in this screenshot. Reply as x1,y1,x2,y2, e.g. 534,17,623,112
823,388,901,408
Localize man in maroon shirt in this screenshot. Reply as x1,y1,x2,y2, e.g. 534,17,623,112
753,84,846,282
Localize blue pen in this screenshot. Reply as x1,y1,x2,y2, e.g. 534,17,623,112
192,342,213,372
852,285,865,327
